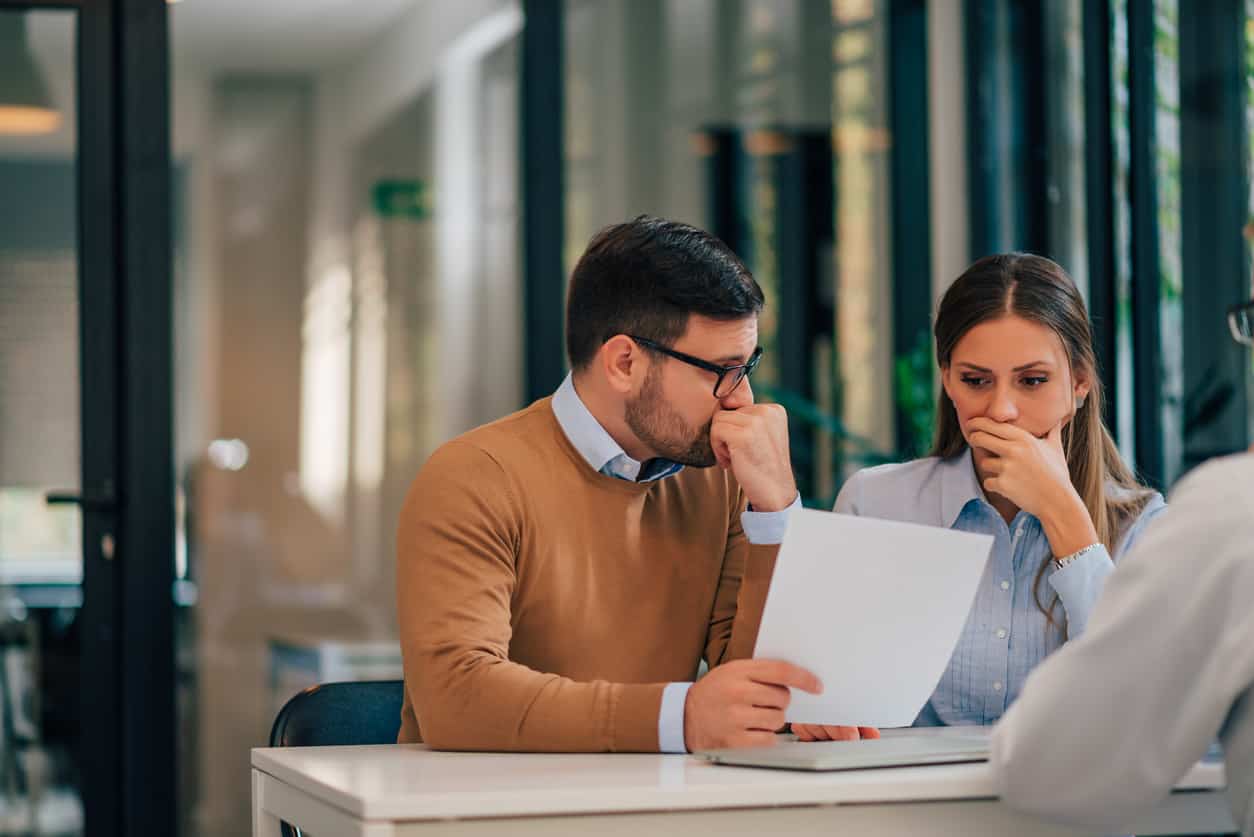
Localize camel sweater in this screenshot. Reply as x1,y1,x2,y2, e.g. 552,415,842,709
396,397,778,752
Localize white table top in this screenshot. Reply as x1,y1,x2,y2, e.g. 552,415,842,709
251,741,1227,822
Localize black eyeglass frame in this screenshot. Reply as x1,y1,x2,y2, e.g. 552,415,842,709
1228,299,1254,346
628,335,764,398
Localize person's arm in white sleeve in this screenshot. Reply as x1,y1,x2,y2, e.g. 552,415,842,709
991,456,1254,831
832,470,863,514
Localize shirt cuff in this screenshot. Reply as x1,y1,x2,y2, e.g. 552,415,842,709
658,682,692,753
1047,544,1114,636
741,494,802,545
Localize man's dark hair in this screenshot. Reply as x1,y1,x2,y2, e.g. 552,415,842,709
565,215,764,370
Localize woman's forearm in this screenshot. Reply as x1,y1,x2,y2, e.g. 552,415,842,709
1037,486,1099,558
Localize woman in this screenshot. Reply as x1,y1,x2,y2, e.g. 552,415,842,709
796,253,1164,739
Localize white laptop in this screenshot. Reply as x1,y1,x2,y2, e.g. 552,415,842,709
698,731,990,772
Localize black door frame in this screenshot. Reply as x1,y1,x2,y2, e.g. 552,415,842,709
1125,0,1164,490
521,0,566,403
0,1,175,835
888,0,933,459
1082,0,1119,434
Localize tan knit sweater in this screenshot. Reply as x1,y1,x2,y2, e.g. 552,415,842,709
396,397,778,752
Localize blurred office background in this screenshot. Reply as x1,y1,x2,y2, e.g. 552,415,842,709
0,0,1252,834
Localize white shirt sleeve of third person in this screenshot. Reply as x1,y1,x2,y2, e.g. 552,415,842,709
992,455,1254,832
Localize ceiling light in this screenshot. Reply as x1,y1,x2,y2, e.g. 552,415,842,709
0,15,61,136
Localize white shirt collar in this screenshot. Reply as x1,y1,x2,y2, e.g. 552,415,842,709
550,373,682,482
939,447,986,528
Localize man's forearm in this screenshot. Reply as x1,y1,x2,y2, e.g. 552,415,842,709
410,652,668,753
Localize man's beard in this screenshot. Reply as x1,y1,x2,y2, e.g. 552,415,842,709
624,368,716,467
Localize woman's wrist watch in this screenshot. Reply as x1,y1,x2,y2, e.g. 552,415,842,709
1053,542,1101,571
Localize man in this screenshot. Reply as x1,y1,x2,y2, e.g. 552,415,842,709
397,215,871,752
991,295,1254,834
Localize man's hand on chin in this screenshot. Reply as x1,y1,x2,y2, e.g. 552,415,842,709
710,404,797,511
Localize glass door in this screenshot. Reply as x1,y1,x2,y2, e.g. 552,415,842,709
1,3,175,835
0,10,87,832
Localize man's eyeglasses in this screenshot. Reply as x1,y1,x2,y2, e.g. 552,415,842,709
629,335,763,398
1229,299,1254,346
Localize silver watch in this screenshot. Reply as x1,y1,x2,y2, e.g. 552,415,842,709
1053,542,1100,571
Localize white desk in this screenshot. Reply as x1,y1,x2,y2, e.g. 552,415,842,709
251,742,1235,837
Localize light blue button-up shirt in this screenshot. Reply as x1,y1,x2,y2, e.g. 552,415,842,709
551,373,799,751
834,449,1166,727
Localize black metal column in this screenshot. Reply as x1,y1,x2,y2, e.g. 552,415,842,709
76,1,124,832
1179,0,1249,467
1083,0,1119,432
1127,0,1164,488
702,128,744,254
116,0,175,833
888,0,933,457
774,133,835,497
521,0,567,402
964,0,1048,257
65,0,176,832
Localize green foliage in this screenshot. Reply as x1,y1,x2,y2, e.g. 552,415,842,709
893,328,936,459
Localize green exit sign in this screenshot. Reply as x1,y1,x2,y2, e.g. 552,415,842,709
372,179,430,219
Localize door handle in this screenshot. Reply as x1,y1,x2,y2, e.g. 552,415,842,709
45,491,116,514
47,491,118,560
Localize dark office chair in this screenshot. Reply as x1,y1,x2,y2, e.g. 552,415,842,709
269,679,405,748
268,680,405,837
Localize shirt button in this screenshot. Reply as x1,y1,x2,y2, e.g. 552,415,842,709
1000,580,1010,591
992,681,1004,692
996,628,1008,639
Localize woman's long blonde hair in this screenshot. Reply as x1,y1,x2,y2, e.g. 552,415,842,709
930,253,1155,626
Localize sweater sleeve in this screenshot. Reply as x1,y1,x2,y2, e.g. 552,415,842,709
396,441,665,753
704,484,780,666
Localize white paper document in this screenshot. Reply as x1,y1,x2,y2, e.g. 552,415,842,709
753,508,993,728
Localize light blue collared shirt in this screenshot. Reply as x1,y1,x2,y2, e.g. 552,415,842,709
551,374,798,751
835,449,1166,727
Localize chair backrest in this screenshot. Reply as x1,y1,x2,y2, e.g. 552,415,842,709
269,680,405,748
